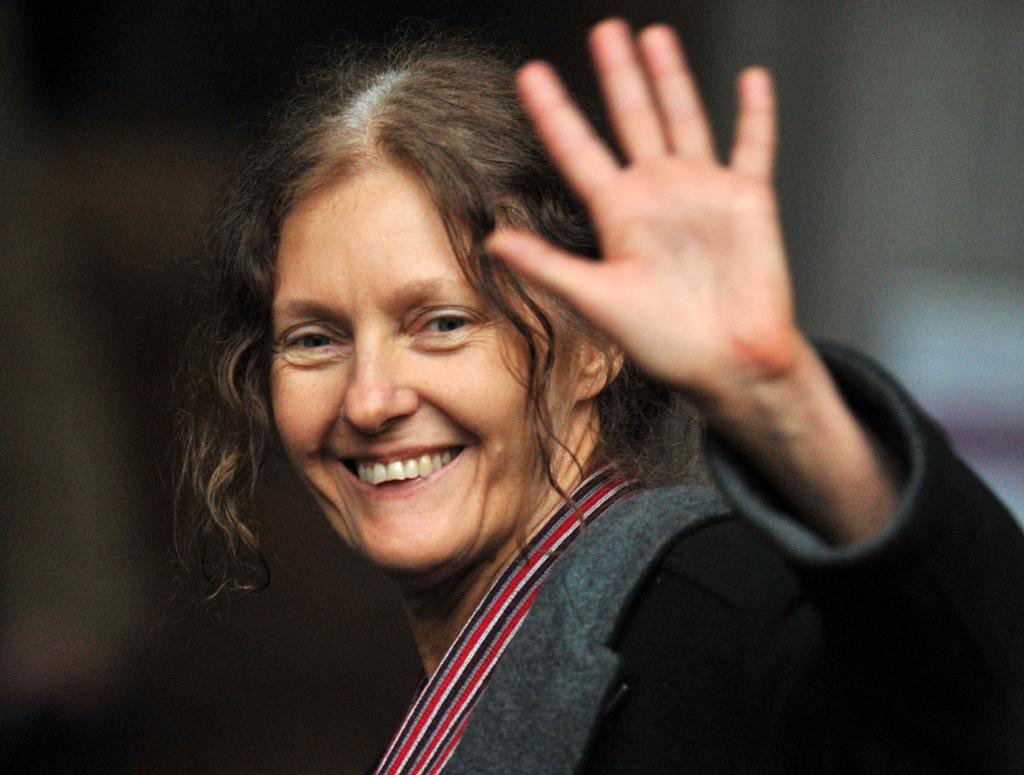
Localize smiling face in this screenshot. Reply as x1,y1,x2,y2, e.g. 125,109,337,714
271,163,600,592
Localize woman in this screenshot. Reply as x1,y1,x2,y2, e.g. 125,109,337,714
178,18,1024,773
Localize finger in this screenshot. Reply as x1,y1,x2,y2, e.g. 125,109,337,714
486,229,605,312
636,25,716,160
517,61,620,199
729,67,777,181
589,18,667,162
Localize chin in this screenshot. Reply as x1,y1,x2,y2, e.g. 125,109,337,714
356,531,474,589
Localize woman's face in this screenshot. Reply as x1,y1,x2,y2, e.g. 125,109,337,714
271,164,598,591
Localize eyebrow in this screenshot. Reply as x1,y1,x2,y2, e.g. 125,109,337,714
273,277,473,322
273,299,340,321
389,277,460,307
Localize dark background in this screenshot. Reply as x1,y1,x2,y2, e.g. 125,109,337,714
2,2,1021,773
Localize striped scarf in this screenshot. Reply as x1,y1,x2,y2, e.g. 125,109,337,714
373,467,638,775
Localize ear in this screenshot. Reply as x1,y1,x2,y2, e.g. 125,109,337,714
573,341,624,404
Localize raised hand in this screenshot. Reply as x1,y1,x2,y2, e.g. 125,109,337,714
489,19,901,543
487,19,801,414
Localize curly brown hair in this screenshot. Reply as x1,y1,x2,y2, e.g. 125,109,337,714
176,32,702,596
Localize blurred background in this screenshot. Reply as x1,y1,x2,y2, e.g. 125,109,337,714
1,1,1021,772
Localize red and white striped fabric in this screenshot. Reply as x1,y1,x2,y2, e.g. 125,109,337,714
372,467,638,775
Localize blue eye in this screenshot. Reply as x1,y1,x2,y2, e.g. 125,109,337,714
295,333,332,348
428,317,467,333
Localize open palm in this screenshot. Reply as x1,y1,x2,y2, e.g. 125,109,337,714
488,20,803,410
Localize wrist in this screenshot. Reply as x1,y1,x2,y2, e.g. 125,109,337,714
700,337,902,543
698,333,822,438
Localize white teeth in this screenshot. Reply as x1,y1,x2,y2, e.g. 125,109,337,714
356,448,459,485
418,455,433,477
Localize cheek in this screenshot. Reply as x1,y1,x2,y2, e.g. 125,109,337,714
271,365,342,459
452,348,537,469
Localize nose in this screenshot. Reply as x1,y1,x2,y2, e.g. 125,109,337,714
340,346,418,434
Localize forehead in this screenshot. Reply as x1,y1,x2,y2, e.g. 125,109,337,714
274,164,475,311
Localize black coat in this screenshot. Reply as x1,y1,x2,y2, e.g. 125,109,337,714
445,346,1024,774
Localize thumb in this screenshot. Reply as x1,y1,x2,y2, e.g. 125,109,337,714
486,229,602,308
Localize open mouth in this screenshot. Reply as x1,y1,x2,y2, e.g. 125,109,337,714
344,447,464,486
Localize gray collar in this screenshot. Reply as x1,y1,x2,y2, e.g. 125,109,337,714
445,485,727,774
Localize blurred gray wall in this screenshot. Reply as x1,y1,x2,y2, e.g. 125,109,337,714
710,3,1023,514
